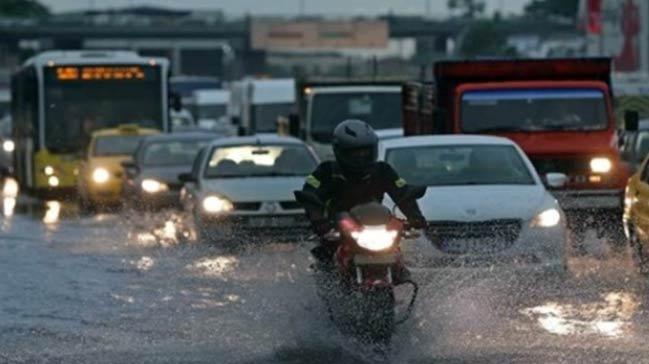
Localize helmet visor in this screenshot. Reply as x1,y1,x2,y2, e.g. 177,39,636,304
343,146,376,169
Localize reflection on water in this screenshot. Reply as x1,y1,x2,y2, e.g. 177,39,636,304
3,197,15,217
522,292,638,338
43,201,61,224
187,256,238,278
132,256,155,272
3,178,18,198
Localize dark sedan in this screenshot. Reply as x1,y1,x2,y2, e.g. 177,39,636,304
122,133,215,209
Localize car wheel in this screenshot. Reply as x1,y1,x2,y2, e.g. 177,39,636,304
629,227,649,275
78,197,96,215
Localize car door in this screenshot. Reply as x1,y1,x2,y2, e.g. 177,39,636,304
632,158,649,240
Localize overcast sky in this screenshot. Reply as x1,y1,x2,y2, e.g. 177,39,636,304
40,0,529,17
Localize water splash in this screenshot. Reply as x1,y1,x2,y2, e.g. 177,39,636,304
522,291,638,338
187,256,238,279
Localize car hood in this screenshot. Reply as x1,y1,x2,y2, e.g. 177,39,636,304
137,165,190,184
416,185,548,222
201,176,305,202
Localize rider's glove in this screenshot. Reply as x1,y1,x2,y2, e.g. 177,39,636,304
409,216,428,230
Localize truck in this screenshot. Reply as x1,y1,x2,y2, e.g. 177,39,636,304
289,79,404,159
229,78,295,135
402,58,632,245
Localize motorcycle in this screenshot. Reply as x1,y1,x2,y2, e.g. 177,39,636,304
294,187,424,344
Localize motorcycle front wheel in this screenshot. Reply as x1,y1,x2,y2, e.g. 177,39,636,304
360,287,395,344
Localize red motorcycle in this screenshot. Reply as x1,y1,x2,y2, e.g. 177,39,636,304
295,188,423,344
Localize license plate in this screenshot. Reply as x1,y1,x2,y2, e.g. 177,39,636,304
354,254,397,265
246,216,295,228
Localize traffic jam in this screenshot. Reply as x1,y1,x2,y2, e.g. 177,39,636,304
3,49,649,362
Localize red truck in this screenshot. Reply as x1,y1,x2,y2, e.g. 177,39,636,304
403,58,631,246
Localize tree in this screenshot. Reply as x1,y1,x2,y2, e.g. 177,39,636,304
447,0,486,19
0,0,50,18
524,0,579,22
458,20,515,58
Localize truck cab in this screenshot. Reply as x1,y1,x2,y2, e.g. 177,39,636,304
295,81,403,160
403,58,630,242
229,78,295,135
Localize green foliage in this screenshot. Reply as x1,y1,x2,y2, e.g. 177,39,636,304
447,0,486,19
0,0,50,18
524,0,579,21
458,20,515,58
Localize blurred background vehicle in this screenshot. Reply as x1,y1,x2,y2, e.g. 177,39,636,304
381,135,568,273
229,78,295,135
179,134,317,244
11,50,170,198
122,133,215,210
77,125,159,212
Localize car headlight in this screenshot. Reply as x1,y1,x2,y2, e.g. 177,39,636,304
44,165,54,176
351,225,398,251
531,208,561,228
92,168,110,184
590,157,612,173
141,179,168,194
48,175,59,187
2,140,14,153
202,195,233,214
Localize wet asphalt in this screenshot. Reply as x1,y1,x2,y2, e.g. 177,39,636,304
1,199,649,363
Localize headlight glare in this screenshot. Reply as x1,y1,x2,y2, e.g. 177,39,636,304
531,208,561,228
141,179,168,194
3,140,14,153
590,157,612,173
351,226,398,251
202,195,233,213
92,168,110,184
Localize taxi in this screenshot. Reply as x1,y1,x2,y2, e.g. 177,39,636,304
77,125,159,211
622,152,649,273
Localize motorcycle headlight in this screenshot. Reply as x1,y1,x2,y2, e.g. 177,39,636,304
351,226,398,252
590,157,612,173
92,168,110,184
202,195,233,214
141,179,168,194
2,140,14,153
531,208,561,228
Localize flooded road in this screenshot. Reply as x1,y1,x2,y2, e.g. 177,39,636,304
1,199,649,363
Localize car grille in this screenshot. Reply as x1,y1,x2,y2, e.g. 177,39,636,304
427,219,522,255
279,201,302,210
232,202,261,211
530,157,591,175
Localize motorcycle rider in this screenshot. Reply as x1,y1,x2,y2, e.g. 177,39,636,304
301,119,427,266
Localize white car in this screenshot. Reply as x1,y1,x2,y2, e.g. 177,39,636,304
379,135,569,272
179,135,318,243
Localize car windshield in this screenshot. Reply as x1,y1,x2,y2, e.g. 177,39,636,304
93,135,145,157
141,139,211,167
461,88,608,132
310,92,401,143
386,144,535,186
251,103,294,133
204,144,317,178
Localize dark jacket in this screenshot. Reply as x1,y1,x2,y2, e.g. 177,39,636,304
301,161,425,229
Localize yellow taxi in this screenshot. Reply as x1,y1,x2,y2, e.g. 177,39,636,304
77,125,159,211
623,154,649,272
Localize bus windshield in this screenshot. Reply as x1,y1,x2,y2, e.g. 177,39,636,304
461,88,608,133
44,66,162,153
310,92,401,143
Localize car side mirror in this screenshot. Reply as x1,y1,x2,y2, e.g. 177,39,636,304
120,160,138,176
625,110,639,132
545,173,568,189
178,172,196,183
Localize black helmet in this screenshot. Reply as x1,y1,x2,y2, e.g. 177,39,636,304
332,119,378,179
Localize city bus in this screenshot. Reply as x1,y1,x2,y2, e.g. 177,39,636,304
11,50,170,197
